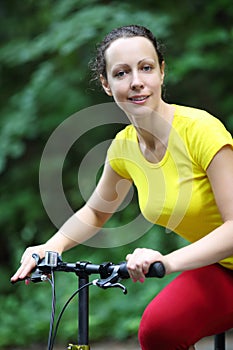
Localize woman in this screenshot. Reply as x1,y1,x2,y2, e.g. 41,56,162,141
11,25,233,350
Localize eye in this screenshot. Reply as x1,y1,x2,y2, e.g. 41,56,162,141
142,65,152,72
115,70,127,78
117,71,125,77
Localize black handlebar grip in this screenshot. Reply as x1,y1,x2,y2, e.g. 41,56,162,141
145,261,166,278
118,261,165,279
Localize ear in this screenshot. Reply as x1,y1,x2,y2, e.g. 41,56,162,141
100,74,112,96
160,61,165,84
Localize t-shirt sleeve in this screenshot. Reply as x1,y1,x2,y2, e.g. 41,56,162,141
107,130,132,180
188,112,233,170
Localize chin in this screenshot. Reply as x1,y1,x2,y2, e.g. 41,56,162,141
119,100,153,112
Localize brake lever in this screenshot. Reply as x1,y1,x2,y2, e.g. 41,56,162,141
94,266,128,294
96,280,127,294
32,253,41,265
30,270,49,283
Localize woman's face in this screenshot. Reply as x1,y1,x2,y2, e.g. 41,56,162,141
101,36,165,117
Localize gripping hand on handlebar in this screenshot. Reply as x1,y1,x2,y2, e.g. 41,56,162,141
10,230,80,283
12,250,166,286
126,248,166,283
10,229,167,284
11,244,48,283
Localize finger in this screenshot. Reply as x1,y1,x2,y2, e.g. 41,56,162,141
130,273,145,283
20,257,36,278
20,249,31,263
128,265,144,282
126,254,132,261
25,279,31,286
142,262,150,274
11,256,36,282
11,267,25,282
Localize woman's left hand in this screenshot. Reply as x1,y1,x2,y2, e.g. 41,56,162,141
126,248,165,283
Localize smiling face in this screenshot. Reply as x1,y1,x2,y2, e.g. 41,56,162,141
100,36,165,117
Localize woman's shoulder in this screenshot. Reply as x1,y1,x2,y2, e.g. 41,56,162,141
172,104,232,169
173,104,227,131
173,104,213,121
113,124,136,140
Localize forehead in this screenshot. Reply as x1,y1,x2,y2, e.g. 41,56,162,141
105,36,158,67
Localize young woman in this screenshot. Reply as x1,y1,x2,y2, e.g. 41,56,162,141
11,25,233,350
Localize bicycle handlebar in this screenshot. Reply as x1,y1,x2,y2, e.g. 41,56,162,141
40,250,164,274
12,251,166,348
13,251,166,289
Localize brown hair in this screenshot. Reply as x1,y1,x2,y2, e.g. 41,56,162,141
90,24,164,83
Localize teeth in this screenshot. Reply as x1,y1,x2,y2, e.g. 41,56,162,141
131,96,146,101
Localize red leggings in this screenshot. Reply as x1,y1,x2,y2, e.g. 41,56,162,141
139,264,233,350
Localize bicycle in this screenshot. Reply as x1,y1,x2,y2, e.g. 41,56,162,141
13,251,226,350
13,251,165,350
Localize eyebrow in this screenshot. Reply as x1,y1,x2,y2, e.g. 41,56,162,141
138,57,156,64
111,57,156,71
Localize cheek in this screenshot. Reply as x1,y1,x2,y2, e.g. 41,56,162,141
110,83,127,100
150,73,163,86
150,78,163,96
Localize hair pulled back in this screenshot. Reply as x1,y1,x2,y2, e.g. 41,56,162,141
90,24,164,83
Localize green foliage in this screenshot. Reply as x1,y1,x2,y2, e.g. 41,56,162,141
0,0,232,348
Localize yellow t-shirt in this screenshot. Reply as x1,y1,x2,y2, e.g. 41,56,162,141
107,105,233,269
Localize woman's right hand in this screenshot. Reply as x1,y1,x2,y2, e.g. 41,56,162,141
11,244,47,283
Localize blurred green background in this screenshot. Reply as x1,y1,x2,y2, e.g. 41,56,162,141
0,0,233,348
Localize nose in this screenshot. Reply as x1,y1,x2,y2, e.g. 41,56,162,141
130,72,144,90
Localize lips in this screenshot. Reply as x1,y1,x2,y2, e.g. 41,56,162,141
128,95,149,103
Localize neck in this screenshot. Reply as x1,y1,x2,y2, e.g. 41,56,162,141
133,102,175,149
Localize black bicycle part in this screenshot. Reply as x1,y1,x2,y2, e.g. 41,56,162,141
14,252,226,350
214,333,225,350
14,251,166,349
26,252,166,281
78,272,89,346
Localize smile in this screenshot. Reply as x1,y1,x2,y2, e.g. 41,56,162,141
128,95,149,103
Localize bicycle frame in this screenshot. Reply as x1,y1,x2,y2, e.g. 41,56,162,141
68,271,90,350
214,333,225,350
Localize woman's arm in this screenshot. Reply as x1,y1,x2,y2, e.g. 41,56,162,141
11,163,132,281
126,145,233,280
165,144,233,273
